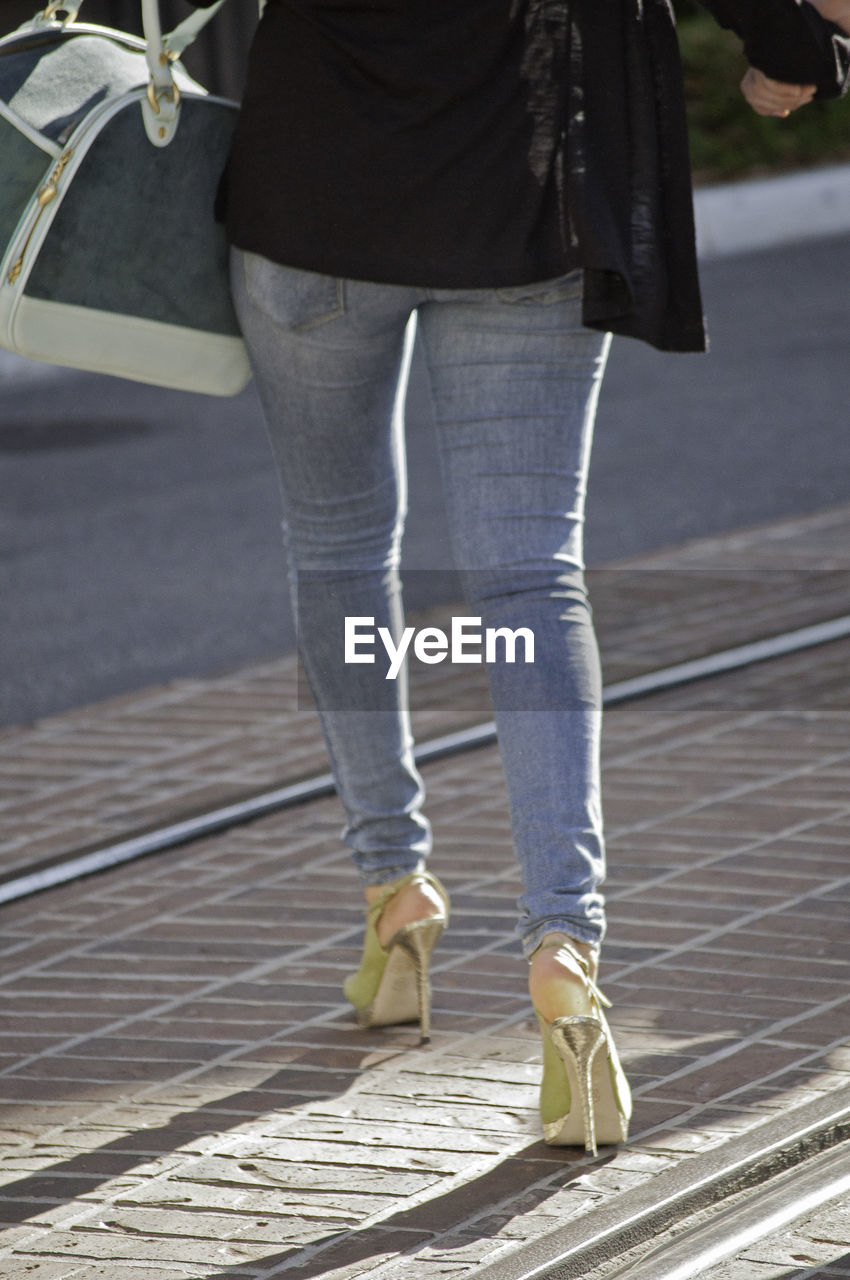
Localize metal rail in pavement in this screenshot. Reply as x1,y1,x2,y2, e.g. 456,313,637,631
2,612,849,907
470,1088,850,1280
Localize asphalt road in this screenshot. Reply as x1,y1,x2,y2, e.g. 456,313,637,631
2,233,850,728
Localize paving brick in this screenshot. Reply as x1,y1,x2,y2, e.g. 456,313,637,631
258,1229,435,1280
17,1229,266,1266
0,1260,96,1280
679,1260,811,1279
740,1231,848,1269
1,511,850,1280
115,1175,398,1220
641,1043,810,1105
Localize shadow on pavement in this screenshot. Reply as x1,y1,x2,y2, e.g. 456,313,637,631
0,1025,788,1272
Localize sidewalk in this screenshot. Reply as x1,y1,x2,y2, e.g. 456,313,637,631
1,502,848,884
0,507,848,1279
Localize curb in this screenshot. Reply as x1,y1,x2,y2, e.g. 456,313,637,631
693,161,850,259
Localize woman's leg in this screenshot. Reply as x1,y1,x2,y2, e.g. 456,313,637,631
417,271,611,956
230,250,431,886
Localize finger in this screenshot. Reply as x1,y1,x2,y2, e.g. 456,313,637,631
741,70,816,105
741,85,790,116
754,70,816,96
777,88,817,116
759,84,816,107
776,86,817,107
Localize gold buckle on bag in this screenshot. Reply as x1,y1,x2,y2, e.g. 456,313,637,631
41,2,79,23
146,79,181,115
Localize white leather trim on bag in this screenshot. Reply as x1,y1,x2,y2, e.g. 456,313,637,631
1,91,160,305
0,87,232,303
12,297,251,395
0,98,62,158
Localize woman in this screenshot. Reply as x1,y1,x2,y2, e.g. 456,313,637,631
195,0,849,1154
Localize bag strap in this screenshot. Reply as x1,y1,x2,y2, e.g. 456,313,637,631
36,1,232,147
160,1,230,61
38,1,226,56
140,0,216,145
142,0,264,140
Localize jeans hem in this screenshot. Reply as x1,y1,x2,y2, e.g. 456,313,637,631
357,858,426,888
521,919,605,960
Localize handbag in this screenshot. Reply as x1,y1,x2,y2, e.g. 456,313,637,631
0,0,251,395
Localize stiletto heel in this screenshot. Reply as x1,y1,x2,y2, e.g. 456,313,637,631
375,915,445,1041
531,939,631,1154
344,870,449,1042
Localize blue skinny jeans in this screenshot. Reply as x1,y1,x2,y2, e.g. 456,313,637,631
230,249,612,955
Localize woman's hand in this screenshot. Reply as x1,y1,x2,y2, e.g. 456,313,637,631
740,68,816,116
741,0,850,115
805,0,850,35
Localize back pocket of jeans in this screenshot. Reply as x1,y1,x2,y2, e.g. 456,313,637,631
242,252,345,331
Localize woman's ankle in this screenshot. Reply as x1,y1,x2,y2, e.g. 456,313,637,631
529,932,599,974
528,932,600,1023
365,876,445,947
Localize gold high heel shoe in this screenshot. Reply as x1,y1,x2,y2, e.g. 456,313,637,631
343,869,450,1042
531,938,631,1155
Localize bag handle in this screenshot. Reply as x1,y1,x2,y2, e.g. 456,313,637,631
140,0,231,145
37,1,231,148
160,1,230,61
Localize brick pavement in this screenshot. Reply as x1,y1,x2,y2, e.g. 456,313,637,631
1,503,849,883
0,610,848,1276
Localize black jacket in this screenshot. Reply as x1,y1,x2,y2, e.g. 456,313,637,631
574,0,850,349
194,0,850,351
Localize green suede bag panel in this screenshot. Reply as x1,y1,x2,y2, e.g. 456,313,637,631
0,117,50,249
26,98,240,335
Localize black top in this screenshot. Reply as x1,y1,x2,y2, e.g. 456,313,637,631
196,0,850,351
221,0,580,289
